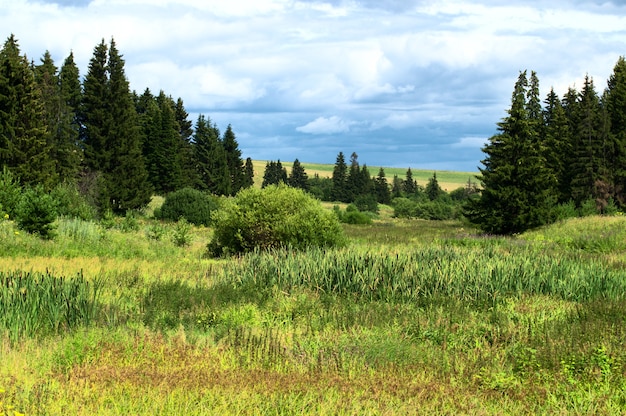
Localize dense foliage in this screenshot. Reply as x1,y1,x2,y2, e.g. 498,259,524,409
208,184,346,256
154,187,219,226
468,66,626,234
0,35,250,216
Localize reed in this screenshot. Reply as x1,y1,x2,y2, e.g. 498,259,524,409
223,245,626,304
0,270,101,343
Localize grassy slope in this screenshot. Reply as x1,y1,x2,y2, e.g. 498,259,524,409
1,215,626,414
252,160,478,191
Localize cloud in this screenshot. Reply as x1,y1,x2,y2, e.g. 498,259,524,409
296,116,355,134
3,0,626,171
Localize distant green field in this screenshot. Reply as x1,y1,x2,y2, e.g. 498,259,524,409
252,160,479,191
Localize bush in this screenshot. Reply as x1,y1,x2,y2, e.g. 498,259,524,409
0,167,22,218
50,182,96,221
333,204,372,224
354,194,378,213
208,184,346,256
15,185,58,239
155,187,218,226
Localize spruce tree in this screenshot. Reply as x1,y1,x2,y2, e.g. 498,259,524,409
173,97,199,189
0,35,56,188
288,158,309,190
81,38,151,212
346,152,361,201
331,151,348,202
403,168,417,195
243,157,254,189
222,124,245,195
391,174,403,198
604,56,626,206
425,172,442,201
106,39,151,211
543,88,572,203
569,75,604,206
58,52,82,182
194,114,230,195
466,70,555,234
374,167,391,204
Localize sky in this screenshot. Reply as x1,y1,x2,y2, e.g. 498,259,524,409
1,0,626,172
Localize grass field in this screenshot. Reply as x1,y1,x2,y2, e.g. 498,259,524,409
1,211,626,414
252,160,478,191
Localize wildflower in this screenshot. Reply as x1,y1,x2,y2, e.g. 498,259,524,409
14,231,19,236
3,213,8,220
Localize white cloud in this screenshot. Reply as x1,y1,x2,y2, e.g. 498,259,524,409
2,0,626,170
452,136,489,149
296,116,354,134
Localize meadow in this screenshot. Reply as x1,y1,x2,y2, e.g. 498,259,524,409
1,208,626,415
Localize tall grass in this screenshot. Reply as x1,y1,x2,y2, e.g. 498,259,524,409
0,270,100,343
223,245,626,303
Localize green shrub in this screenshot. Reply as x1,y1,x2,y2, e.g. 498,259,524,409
155,187,218,226
15,185,58,239
119,210,140,233
0,167,22,218
208,184,346,256
334,204,372,224
172,217,192,247
354,194,378,213
50,182,96,221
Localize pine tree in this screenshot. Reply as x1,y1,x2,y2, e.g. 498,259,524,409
173,97,199,189
288,158,309,190
391,174,403,198
81,39,110,173
466,70,555,234
222,124,245,195
261,160,287,187
543,88,572,203
403,168,417,195
243,157,254,189
425,172,442,201
81,38,151,211
346,152,360,201
105,39,151,211
569,75,605,206
374,167,391,204
194,114,230,195
604,56,626,206
0,35,56,188
331,151,348,202
58,51,82,182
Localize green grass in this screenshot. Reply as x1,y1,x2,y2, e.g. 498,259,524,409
1,214,626,414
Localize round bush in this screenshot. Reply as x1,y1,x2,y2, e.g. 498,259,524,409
155,187,218,226
208,184,346,256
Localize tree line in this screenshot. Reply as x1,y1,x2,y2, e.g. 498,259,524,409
0,35,251,214
467,62,626,234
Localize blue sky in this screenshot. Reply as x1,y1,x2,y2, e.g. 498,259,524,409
2,0,626,171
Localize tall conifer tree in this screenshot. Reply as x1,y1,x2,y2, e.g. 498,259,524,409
331,151,348,202
0,35,55,187
222,124,245,195
288,158,309,190
194,114,230,195
467,70,555,234
604,56,626,206
81,38,151,211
